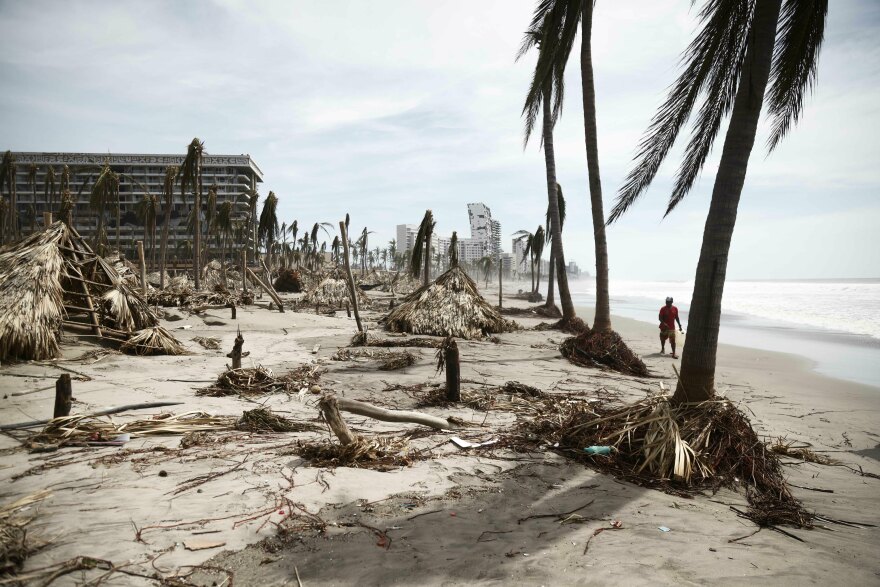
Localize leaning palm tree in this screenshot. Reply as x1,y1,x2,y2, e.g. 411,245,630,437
89,162,119,256
258,191,279,270
609,0,828,402
180,138,205,289
410,210,435,287
158,165,179,289
544,182,566,308
522,0,611,331
519,22,575,323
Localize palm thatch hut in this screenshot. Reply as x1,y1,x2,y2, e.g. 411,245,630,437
303,268,369,308
382,266,513,339
273,268,304,293
0,222,184,361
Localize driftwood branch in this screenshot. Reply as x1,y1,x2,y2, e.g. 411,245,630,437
0,401,185,431
335,396,458,430
247,267,284,312
318,395,358,445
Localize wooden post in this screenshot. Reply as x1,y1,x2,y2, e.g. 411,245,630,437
498,261,503,308
246,267,284,312
229,303,237,320
43,212,53,227
319,395,358,445
54,374,72,418
241,249,248,293
445,338,460,402
227,330,244,369
338,220,363,332
137,240,147,296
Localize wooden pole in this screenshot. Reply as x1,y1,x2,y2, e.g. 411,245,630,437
498,261,503,308
137,240,147,296
43,212,53,227
318,395,358,445
338,221,364,332
53,374,72,418
246,267,284,312
241,249,248,293
227,330,244,369
335,396,457,430
445,338,460,402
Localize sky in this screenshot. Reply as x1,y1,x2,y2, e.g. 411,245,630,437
1,0,878,281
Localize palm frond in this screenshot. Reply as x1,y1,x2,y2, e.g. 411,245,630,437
610,0,757,223
258,191,279,244
766,0,828,152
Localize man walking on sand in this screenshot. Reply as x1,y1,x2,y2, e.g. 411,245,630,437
659,296,684,358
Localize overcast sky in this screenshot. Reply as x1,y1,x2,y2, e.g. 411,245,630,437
1,0,877,280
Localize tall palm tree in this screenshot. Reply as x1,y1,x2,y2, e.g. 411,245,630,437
520,21,575,322
388,239,398,270
609,0,828,402
135,192,159,272
159,165,179,289
44,166,57,218
258,191,279,270
513,229,536,292
205,185,218,262
216,200,235,284
26,163,38,234
0,151,18,241
477,255,496,288
411,210,435,286
522,0,611,331
89,162,119,256
180,138,205,289
532,224,545,293
544,182,567,307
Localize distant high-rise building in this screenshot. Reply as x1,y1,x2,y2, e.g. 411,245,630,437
467,203,492,241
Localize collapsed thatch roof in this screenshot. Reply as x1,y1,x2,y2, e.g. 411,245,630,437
274,268,304,293
382,266,513,339
0,222,182,361
303,269,369,308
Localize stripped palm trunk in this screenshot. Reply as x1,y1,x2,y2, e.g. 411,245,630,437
545,238,556,307
675,0,781,403
541,85,575,321
581,0,611,332
194,158,202,290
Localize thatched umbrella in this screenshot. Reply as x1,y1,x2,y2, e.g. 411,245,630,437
382,266,513,339
303,269,369,308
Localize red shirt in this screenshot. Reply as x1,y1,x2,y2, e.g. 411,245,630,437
659,305,678,330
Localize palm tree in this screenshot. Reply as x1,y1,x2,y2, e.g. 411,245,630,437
0,151,18,241
411,210,435,286
44,166,57,218
135,192,159,272
477,255,495,288
26,163,38,233
521,0,611,331
205,185,218,261
388,239,398,270
356,227,374,276
180,138,205,289
532,225,545,293
544,182,567,308
609,0,828,402
159,165,179,289
216,200,235,284
513,229,535,292
89,162,119,256
258,191,279,270
519,20,575,322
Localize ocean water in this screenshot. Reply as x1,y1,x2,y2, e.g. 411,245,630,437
568,278,880,389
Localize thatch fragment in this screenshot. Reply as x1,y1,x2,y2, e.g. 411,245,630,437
121,326,188,356
273,269,304,293
350,332,441,348
303,269,369,308
295,436,417,471
193,336,222,350
382,266,517,339
197,364,321,397
331,347,417,370
236,408,321,433
0,490,52,578
560,329,649,377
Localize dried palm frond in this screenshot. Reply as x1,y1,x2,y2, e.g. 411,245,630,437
120,326,187,356
273,269,304,293
102,283,156,332
0,490,52,577
560,329,649,376
197,364,321,397
769,437,839,465
303,269,369,308
0,224,66,361
383,266,518,339
236,408,321,433
193,336,222,350
295,436,417,471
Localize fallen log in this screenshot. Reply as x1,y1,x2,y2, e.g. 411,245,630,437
335,396,459,430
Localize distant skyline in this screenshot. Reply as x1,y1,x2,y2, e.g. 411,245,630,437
1,0,877,280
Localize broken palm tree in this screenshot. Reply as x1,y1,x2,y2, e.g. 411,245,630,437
517,392,812,528
383,266,517,339
0,222,185,360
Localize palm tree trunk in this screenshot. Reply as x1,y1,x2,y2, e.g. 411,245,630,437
159,199,172,289
194,162,202,290
674,0,781,404
546,238,556,306
423,224,432,286
541,86,575,321
581,0,611,332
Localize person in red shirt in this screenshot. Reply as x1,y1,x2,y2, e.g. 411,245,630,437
659,296,684,358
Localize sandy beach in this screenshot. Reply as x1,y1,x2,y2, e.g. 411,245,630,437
1,284,878,586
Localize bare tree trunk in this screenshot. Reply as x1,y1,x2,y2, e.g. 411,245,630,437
674,0,781,403
546,237,556,307
159,195,172,290
339,221,364,332
319,395,358,445
581,1,611,332
541,85,576,321
423,215,433,287
193,160,202,290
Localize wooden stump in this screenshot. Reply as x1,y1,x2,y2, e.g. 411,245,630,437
54,374,72,418
137,240,147,296
229,303,237,319
227,330,244,369
319,395,358,445
444,338,460,402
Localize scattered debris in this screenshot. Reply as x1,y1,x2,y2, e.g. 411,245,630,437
194,336,223,350
197,364,321,397
560,329,649,377
236,408,322,433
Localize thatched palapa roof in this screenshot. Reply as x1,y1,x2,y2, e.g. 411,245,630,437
303,268,369,308
0,222,184,361
382,266,513,339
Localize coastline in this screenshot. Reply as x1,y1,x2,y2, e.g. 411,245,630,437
0,285,878,585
